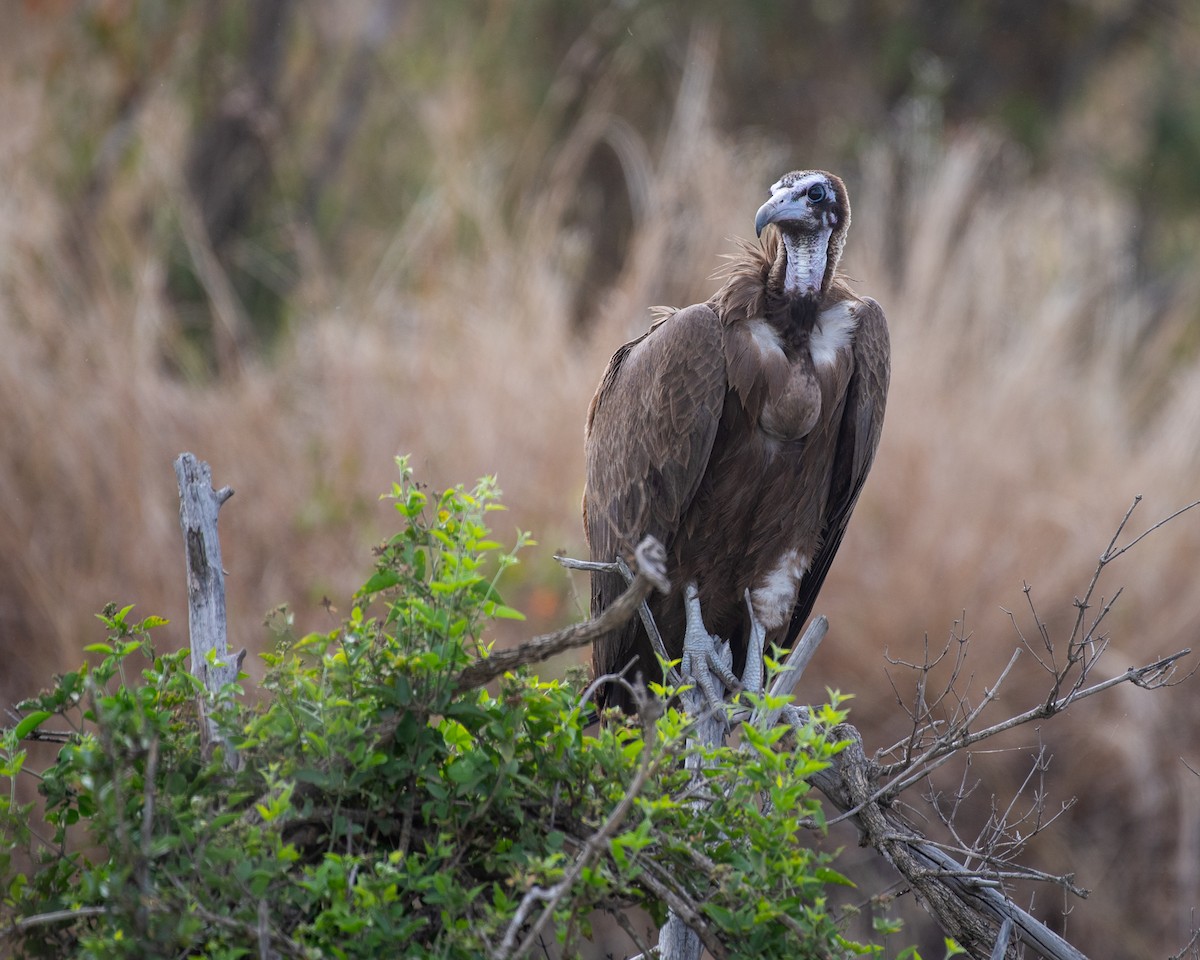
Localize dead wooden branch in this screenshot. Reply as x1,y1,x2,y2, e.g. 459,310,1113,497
870,648,1189,803
562,551,681,687
806,499,1197,960
455,536,668,692
174,452,242,766
808,725,1088,960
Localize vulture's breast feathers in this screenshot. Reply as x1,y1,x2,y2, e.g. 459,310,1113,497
716,239,859,445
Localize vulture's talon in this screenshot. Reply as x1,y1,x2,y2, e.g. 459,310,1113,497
681,583,738,717
739,589,766,700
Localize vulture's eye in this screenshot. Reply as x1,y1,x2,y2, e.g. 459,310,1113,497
806,183,827,203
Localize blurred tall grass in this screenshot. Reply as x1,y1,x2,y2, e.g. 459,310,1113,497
3,2,1199,956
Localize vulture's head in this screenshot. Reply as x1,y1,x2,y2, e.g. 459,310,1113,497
755,170,850,297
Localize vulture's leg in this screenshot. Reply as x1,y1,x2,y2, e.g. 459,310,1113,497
681,582,739,712
740,589,765,699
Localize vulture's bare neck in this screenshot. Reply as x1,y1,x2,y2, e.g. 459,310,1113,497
781,228,833,300
765,228,835,343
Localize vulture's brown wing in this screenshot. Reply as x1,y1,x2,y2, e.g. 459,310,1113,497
784,297,890,647
584,303,727,709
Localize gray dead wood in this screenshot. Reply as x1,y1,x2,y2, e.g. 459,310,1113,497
174,452,241,766
808,727,1088,960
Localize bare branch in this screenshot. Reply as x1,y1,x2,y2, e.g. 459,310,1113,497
875,649,1190,781
1169,919,1200,960
2,906,109,940
559,546,679,686
13,727,76,744
1061,497,1198,684
991,918,1014,960
819,497,1200,956
849,649,1022,813
458,536,669,691
179,894,310,960
613,908,656,960
636,859,728,960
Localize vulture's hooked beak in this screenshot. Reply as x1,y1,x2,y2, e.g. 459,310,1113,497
755,193,807,238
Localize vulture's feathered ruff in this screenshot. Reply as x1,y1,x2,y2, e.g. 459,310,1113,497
584,170,890,713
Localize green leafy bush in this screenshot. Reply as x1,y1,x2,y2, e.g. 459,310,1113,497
1,460,874,959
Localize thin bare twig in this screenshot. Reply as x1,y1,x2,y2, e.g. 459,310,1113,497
875,649,1190,781
612,908,655,960
1168,919,1200,960
634,858,728,960
493,683,664,960
1106,497,1200,563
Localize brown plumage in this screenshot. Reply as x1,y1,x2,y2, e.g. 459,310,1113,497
583,170,890,713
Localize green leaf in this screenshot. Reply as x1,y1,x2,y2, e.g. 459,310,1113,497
813,865,855,887
446,760,479,785
360,569,401,595
13,710,52,739
485,603,526,621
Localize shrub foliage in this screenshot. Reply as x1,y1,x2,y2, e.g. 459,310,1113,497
1,461,875,959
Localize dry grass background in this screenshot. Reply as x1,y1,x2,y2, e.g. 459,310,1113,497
3,7,1200,957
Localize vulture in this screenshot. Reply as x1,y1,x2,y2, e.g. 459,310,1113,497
583,170,890,713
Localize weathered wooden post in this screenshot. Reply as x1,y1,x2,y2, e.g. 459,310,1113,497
174,452,241,768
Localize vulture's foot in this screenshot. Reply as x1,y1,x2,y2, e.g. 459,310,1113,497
681,583,739,714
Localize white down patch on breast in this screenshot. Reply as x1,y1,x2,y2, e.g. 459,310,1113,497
748,318,783,355
810,300,858,369
751,549,811,630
